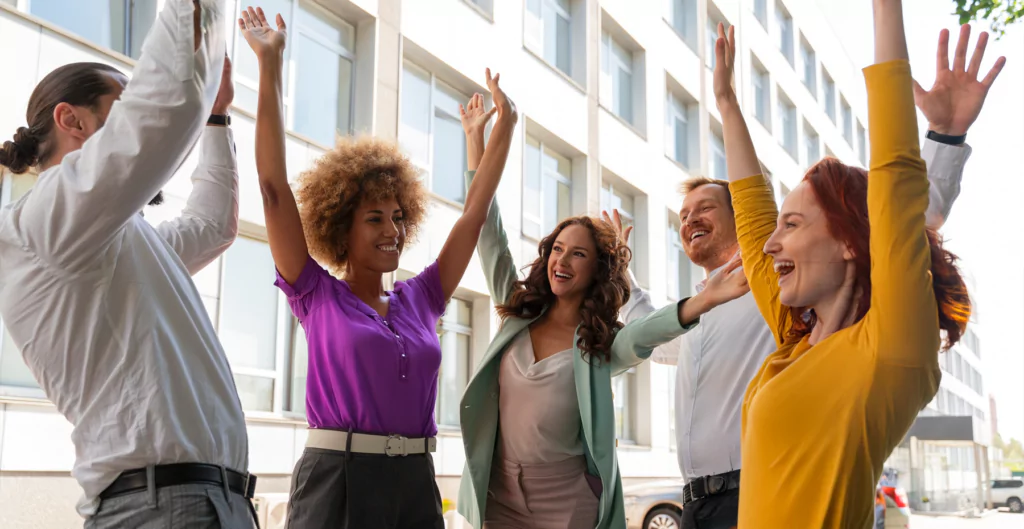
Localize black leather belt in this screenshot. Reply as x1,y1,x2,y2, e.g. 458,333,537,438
682,469,740,505
100,463,258,500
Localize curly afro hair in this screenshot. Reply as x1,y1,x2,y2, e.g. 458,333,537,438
295,136,428,273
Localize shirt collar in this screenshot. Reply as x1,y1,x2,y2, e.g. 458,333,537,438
694,250,741,294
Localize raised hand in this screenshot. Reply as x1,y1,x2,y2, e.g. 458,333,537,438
486,68,517,125
601,209,633,246
914,25,1006,137
700,254,749,308
459,93,496,139
212,55,234,116
239,6,287,60
712,23,737,105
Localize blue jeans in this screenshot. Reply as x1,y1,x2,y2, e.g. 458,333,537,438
85,483,257,528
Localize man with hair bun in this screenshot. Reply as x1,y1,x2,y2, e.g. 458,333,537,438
0,1,257,526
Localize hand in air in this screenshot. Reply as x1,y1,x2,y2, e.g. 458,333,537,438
601,209,633,246
712,22,737,104
460,93,496,138
701,254,749,307
486,68,517,125
914,25,1006,137
239,6,287,59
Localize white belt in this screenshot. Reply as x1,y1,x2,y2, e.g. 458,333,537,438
305,429,437,457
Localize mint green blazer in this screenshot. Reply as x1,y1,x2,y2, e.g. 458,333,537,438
456,172,694,529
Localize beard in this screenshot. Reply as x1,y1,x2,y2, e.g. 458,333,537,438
684,233,733,269
148,190,164,206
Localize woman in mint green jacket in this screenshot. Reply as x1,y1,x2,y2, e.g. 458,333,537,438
455,152,750,527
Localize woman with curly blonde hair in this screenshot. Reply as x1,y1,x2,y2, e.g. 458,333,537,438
239,7,516,528
455,121,752,529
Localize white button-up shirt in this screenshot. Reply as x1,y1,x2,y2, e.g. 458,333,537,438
622,140,970,483
0,0,246,516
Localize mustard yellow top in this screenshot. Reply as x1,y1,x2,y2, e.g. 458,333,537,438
731,60,941,529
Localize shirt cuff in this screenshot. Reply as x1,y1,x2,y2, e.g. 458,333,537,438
197,125,237,173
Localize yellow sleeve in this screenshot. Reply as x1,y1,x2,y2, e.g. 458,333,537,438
863,60,940,367
730,175,791,347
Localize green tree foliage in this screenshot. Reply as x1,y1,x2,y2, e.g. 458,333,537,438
955,0,1024,37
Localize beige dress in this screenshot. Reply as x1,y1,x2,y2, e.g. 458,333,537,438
483,329,600,529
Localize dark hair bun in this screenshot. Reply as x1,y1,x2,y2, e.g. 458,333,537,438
0,127,40,174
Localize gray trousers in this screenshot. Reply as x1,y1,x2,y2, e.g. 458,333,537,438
85,483,257,529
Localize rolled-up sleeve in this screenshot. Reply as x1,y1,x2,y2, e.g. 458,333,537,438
17,0,227,272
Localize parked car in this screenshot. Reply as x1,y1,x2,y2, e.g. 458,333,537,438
623,479,684,529
991,478,1024,513
875,484,911,528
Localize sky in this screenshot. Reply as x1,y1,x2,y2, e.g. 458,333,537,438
815,0,1024,441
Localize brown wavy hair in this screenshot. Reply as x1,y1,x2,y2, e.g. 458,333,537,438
496,216,632,364
295,136,428,273
787,157,971,350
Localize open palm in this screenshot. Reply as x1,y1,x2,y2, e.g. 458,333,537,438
239,6,287,58
914,25,1005,136
459,93,495,138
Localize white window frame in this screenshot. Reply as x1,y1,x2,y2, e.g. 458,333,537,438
666,214,693,301
614,367,637,443
823,71,837,122
522,135,573,241
841,97,853,146
668,0,697,47
666,91,693,168
753,0,767,27
777,94,797,160
601,31,636,126
804,121,820,168
600,182,638,273
709,129,727,181
524,0,573,77
400,61,471,205
800,37,817,97
228,0,356,145
435,297,473,429
775,4,794,65
705,16,721,69
752,61,771,128
666,364,678,450
857,121,867,166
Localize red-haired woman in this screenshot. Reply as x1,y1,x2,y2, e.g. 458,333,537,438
709,0,1003,526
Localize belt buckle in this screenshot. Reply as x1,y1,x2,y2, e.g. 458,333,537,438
705,474,726,495
243,472,252,498
385,435,407,457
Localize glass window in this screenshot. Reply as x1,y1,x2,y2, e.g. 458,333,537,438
804,122,820,168
801,39,817,97
600,182,638,273
292,31,354,146
289,322,309,414
669,0,697,45
219,238,280,412
666,364,678,450
666,92,691,167
233,0,294,113
709,130,727,181
778,95,797,159
523,136,573,240
29,0,127,54
823,72,836,122
857,122,867,166
0,327,37,389
400,64,471,204
666,215,695,300
841,98,853,145
752,64,770,127
754,0,767,27
613,368,636,441
775,6,794,65
602,32,635,125
526,0,573,76
436,298,472,427
705,17,720,69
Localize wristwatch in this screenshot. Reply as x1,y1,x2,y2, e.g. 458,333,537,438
926,129,966,145
208,114,231,126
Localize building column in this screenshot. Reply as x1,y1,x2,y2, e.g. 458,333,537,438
584,0,601,215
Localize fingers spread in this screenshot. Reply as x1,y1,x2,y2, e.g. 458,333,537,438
967,30,989,79
953,24,971,73
937,28,950,72
981,55,1006,88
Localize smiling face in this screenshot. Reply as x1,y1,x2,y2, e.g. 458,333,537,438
678,182,738,270
344,198,405,274
763,181,852,308
547,223,599,300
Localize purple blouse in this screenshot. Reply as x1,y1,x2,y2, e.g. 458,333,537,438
275,257,446,437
